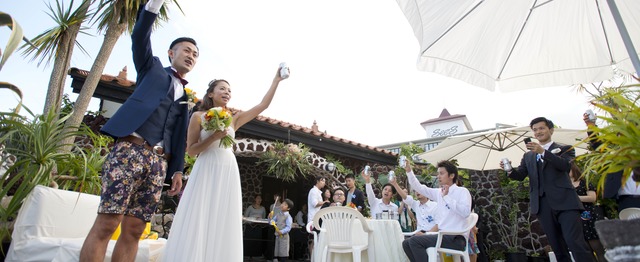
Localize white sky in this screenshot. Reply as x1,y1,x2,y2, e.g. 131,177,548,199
1,0,597,146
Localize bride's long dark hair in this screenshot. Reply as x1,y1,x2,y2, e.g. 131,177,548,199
198,79,230,111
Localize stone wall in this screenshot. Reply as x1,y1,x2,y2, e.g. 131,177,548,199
470,169,547,257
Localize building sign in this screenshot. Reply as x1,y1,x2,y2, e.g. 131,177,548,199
431,126,459,137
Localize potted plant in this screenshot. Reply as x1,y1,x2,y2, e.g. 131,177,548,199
489,172,529,262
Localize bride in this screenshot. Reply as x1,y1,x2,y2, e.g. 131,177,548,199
162,66,287,261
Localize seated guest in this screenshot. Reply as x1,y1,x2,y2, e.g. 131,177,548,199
401,160,472,262
320,188,333,208
295,203,308,227
361,168,398,217
345,174,366,213
330,187,347,207
244,194,266,219
390,179,438,234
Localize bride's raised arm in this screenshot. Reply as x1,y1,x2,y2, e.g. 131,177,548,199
232,67,286,129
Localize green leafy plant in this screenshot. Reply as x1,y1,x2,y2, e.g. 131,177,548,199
0,107,84,242
579,85,640,194
258,141,313,182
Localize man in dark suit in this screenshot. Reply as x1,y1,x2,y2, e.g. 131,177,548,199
345,173,366,213
584,114,640,212
501,117,594,262
80,0,197,260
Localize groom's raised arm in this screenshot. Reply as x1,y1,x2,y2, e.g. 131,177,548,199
131,0,163,74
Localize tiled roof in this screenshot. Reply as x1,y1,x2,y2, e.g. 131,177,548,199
71,67,395,157
231,108,395,156
420,108,467,125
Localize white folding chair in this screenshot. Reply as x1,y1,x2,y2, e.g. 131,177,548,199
426,213,478,262
306,221,318,262
619,207,640,220
313,206,374,262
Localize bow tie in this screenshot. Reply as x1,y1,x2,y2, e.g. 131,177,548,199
172,71,188,86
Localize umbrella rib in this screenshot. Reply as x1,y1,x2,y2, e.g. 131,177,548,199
594,0,615,63
497,0,539,81
421,0,486,53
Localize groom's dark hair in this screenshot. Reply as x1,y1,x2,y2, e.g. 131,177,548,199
530,117,554,129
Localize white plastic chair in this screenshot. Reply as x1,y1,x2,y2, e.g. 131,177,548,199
306,221,318,262
426,213,478,262
312,206,374,262
619,207,640,220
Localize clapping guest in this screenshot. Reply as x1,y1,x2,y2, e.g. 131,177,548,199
244,194,266,219
361,168,398,217
569,162,605,262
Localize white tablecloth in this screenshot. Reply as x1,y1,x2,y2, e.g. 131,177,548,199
313,219,409,262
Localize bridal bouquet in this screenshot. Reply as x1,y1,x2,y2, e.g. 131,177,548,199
201,107,235,148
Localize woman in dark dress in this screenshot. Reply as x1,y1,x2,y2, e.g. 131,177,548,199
570,162,606,262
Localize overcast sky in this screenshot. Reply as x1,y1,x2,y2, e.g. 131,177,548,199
1,0,599,146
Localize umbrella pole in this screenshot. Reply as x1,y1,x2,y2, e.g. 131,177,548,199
607,0,640,77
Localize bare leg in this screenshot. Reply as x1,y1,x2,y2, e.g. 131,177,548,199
588,239,606,262
111,216,146,262
80,213,123,262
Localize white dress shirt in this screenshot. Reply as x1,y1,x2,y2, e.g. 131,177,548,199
307,186,323,225
406,171,472,233
619,170,640,196
365,183,398,217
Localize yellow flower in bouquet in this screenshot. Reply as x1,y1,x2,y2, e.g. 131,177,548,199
348,202,357,209
201,107,235,148
184,88,198,104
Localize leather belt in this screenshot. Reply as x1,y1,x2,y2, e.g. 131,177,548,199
117,135,170,160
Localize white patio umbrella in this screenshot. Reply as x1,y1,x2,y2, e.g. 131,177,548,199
416,126,589,171
395,0,640,91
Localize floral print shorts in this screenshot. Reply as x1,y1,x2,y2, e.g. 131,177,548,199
98,141,167,222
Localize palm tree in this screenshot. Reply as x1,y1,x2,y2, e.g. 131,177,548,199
21,0,92,116
60,0,182,151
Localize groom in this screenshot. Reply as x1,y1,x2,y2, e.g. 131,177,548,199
79,0,197,260
501,117,594,262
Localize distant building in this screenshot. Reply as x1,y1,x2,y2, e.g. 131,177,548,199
378,108,513,154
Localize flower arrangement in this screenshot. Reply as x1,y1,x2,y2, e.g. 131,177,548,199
258,141,313,181
180,88,198,110
347,202,357,209
201,107,235,148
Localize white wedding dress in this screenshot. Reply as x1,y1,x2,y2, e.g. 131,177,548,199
162,128,242,261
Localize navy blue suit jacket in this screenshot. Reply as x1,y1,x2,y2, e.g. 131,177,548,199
101,9,188,176
509,143,583,214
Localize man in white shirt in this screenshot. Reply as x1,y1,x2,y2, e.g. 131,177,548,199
307,176,327,225
390,179,438,234
362,170,398,217
402,160,472,262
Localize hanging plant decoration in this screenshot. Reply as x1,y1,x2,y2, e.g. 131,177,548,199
258,142,313,182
